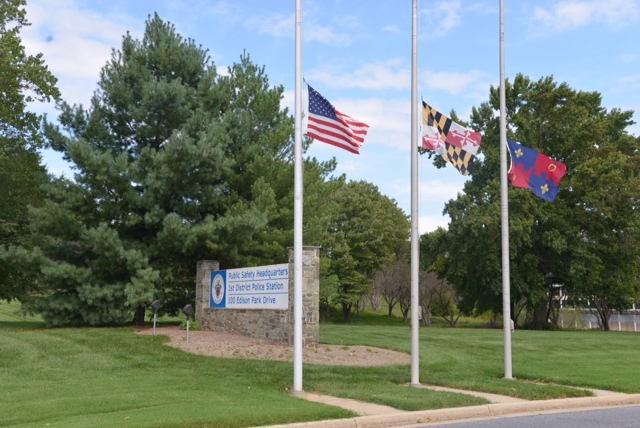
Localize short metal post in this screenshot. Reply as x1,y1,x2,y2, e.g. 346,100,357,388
151,300,161,336
182,304,194,345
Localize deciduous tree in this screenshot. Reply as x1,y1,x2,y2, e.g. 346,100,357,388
420,74,640,329
325,180,409,322
0,0,59,301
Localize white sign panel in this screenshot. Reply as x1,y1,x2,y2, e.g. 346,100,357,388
210,264,289,310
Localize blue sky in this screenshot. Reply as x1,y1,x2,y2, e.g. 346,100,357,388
22,0,640,233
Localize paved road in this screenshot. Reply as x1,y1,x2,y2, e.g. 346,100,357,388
279,389,640,428
410,405,640,428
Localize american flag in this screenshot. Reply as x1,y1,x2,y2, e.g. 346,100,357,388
305,85,369,154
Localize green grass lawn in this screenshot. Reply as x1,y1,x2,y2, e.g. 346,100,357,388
0,300,44,329
0,323,355,428
2,301,640,427
321,322,640,397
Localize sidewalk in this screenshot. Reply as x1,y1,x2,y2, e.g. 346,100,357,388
263,385,640,428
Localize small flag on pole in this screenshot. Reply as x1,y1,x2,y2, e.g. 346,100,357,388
305,85,369,154
507,139,567,202
421,101,482,175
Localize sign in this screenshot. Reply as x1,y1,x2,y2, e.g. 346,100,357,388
210,264,289,310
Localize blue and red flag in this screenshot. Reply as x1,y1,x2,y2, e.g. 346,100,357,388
507,139,567,202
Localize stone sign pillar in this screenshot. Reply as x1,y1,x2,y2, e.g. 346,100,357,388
195,260,219,322
288,246,320,348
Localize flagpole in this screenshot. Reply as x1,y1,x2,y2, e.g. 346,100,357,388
292,0,304,393
499,0,513,380
410,0,421,387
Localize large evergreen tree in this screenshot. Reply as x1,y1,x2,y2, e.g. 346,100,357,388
0,0,59,301
5,14,336,325
421,74,640,329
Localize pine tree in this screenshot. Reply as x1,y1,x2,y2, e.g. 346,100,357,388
7,14,336,325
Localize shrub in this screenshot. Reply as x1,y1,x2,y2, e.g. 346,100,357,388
180,320,201,331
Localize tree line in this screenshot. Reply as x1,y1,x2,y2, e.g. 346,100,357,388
0,7,408,326
1,1,638,329
420,75,640,331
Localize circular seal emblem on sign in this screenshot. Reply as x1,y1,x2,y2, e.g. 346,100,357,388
212,273,225,305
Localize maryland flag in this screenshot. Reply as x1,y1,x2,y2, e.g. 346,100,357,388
421,101,482,175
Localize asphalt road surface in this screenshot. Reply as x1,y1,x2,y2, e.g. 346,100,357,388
413,405,640,428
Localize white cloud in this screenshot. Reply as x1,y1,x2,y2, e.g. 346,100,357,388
618,74,640,88
609,79,640,136
620,53,637,64
200,0,244,17
628,121,640,138
23,0,140,108
416,175,466,233
333,154,366,175
332,14,360,30
281,89,295,114
423,70,481,94
422,69,492,104
382,25,402,34
531,0,640,33
342,98,410,150
386,171,465,233
420,178,465,202
420,213,450,234
245,11,355,46
40,148,74,178
387,174,463,204
246,13,293,38
307,59,410,90
304,4,361,46
421,0,462,37
216,65,231,78
305,20,354,46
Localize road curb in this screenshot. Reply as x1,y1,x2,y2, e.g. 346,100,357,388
261,394,640,428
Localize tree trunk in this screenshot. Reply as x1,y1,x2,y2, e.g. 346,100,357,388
357,298,367,317
369,291,382,311
593,299,612,331
401,306,410,323
488,312,499,328
532,298,548,326
445,312,463,328
132,306,146,326
342,302,353,322
387,302,395,317
421,307,431,326
545,291,561,327
513,300,526,328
